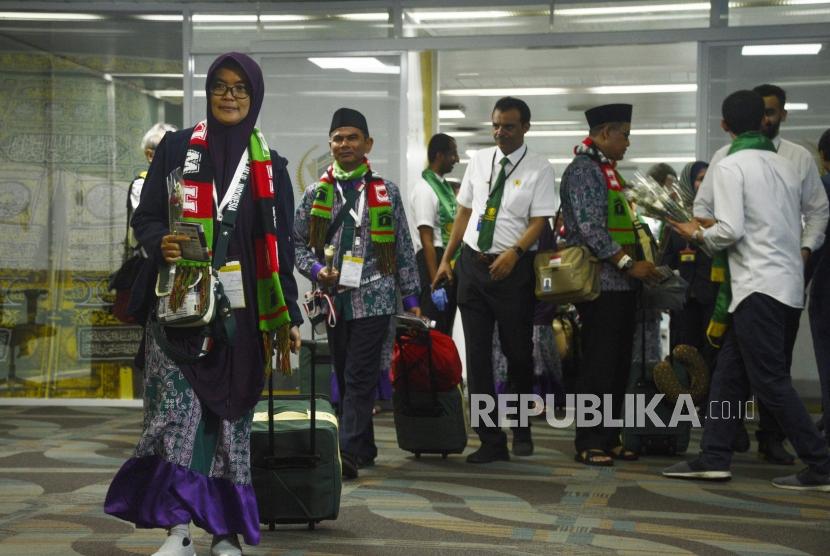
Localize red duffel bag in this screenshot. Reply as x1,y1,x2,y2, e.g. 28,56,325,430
391,329,462,393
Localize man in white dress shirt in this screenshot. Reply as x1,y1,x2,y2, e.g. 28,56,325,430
663,89,830,490
694,83,826,465
433,97,557,463
410,133,460,335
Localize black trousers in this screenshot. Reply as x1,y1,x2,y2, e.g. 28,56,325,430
699,293,830,473
669,297,717,372
327,314,391,461
416,247,457,336
574,291,637,453
456,244,535,446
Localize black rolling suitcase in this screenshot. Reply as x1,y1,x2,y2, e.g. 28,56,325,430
622,312,691,456
250,339,342,530
391,316,467,458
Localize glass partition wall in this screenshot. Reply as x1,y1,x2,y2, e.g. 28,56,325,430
0,12,183,399
1,1,828,400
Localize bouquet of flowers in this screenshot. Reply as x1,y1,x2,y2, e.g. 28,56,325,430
624,171,693,224
166,167,184,232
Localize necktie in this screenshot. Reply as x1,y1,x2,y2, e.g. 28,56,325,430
477,156,509,252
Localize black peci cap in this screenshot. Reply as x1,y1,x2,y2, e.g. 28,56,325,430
329,107,369,137
585,103,633,128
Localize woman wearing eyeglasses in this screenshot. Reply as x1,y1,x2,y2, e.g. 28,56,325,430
104,52,303,556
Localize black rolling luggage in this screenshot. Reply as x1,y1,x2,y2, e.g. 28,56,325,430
250,339,342,530
622,313,691,456
391,317,467,458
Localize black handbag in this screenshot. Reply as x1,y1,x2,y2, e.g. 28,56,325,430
641,268,689,312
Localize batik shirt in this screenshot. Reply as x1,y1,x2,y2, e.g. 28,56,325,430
560,154,635,292
294,178,420,320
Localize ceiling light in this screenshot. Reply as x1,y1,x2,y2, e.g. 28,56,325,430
193,14,258,23
0,11,103,20
629,156,696,163
134,14,183,22
110,73,184,78
527,128,695,137
440,109,466,119
555,2,709,16
479,120,582,126
442,87,569,97
339,13,389,21
308,57,399,74
409,10,511,22
443,84,695,96
151,90,184,98
785,103,809,110
260,14,310,22
741,44,823,56
586,84,697,94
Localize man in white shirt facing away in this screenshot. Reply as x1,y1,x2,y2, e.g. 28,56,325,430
433,97,557,463
663,89,830,491
694,83,826,465
410,133,460,335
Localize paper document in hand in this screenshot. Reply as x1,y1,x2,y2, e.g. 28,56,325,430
173,221,210,261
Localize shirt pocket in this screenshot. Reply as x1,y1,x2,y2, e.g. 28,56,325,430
501,176,535,218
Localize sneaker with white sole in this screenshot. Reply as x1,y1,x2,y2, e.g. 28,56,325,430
211,534,242,556
152,526,195,556
771,467,830,492
662,459,732,481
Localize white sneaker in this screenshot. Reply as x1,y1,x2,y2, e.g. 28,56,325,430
152,525,196,556
210,534,242,556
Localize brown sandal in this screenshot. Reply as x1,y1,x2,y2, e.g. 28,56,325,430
575,449,614,467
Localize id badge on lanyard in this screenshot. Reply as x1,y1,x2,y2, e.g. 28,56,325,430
337,183,366,289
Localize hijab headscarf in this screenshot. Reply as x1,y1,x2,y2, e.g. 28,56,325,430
205,52,265,193
679,160,709,199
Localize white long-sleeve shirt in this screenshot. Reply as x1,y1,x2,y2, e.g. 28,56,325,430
700,149,828,312
695,136,823,219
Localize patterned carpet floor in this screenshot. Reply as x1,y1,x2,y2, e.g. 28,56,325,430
0,405,828,555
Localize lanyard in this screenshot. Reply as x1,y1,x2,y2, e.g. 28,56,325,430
336,181,367,229
487,145,528,194
212,149,250,222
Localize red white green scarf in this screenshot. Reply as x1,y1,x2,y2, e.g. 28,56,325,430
308,158,396,274
176,120,291,374
575,137,638,250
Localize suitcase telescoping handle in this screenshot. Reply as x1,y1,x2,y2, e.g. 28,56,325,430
265,339,320,462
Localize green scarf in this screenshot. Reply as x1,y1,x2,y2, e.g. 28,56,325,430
707,132,777,347
308,158,396,274
174,121,291,374
421,168,458,249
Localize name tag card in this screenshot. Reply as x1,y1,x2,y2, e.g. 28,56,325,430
219,261,246,309
339,253,364,289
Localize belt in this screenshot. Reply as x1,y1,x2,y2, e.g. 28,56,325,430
468,246,499,265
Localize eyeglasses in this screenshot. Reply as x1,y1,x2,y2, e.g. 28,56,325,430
209,82,250,99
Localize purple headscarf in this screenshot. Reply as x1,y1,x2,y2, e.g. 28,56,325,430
205,52,264,194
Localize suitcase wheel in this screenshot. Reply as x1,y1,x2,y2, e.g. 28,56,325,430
441,452,448,459
308,521,316,531
268,522,275,531
414,452,421,459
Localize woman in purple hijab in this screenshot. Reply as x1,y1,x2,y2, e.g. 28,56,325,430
104,53,302,556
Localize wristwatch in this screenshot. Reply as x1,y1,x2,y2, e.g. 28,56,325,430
511,245,524,257
617,254,634,271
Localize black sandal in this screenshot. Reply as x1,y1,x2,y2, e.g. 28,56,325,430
607,445,639,461
575,449,614,467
